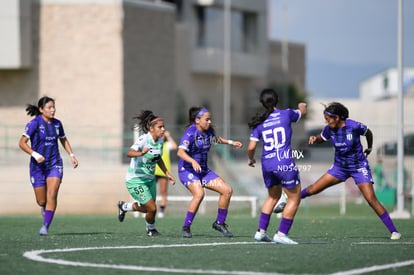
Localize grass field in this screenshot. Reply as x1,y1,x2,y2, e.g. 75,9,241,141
1,204,414,275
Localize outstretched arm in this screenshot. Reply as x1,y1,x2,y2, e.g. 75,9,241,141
216,136,243,148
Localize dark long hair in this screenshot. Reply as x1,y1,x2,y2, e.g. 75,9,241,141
133,110,162,133
25,96,55,117
248,89,279,129
323,102,349,120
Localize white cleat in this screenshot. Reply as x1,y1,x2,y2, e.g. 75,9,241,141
254,231,272,242
390,232,401,240
39,225,48,236
272,232,298,245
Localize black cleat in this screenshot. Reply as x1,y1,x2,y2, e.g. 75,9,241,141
182,226,192,238
118,201,126,222
212,221,233,237
146,228,161,237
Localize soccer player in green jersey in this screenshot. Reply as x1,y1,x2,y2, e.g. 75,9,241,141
118,110,175,236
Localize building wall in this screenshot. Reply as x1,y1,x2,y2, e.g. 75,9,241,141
122,1,176,161
0,0,306,164
360,68,414,100
0,1,125,161
268,40,306,94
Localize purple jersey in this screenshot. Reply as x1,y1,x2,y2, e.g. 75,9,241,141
178,123,215,172
23,115,66,169
250,109,301,172
321,119,368,169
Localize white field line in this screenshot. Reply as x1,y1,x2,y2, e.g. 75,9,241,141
23,242,414,275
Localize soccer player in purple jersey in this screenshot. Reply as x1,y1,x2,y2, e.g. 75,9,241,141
177,107,242,238
19,96,78,236
302,102,401,240
247,89,307,245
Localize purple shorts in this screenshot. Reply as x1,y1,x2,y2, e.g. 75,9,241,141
262,167,301,190
178,168,219,188
327,162,373,184
30,165,63,188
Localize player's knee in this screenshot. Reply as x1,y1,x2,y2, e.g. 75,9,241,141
36,199,46,207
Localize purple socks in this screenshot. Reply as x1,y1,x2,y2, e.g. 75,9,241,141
216,208,228,224
301,188,309,199
43,210,55,228
278,217,294,235
183,211,195,227
258,212,271,231
380,211,398,233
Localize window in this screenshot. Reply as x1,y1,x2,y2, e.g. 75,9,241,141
195,5,257,53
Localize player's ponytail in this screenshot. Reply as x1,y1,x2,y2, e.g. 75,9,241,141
248,88,279,129
25,96,55,117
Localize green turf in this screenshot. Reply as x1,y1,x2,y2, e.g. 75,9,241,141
1,204,414,275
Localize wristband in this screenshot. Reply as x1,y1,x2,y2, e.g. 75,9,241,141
228,140,233,145
31,151,43,161
70,153,75,157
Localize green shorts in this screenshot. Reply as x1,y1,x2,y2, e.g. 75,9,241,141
126,178,157,205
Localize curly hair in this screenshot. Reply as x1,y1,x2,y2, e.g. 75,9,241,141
323,102,349,120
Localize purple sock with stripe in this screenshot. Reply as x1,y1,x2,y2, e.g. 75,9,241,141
183,211,195,227
278,217,294,235
216,208,228,224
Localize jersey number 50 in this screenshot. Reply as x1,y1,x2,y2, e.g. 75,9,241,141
262,127,286,152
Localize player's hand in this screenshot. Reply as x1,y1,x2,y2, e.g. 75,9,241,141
192,160,202,173
141,147,150,155
71,156,79,168
31,151,45,163
308,136,317,144
232,141,243,148
364,148,372,157
165,171,175,185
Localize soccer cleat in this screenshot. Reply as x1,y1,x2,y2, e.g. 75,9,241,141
272,232,298,245
146,228,161,237
157,212,165,219
212,221,233,237
273,202,286,214
182,226,192,238
39,225,48,236
390,232,401,240
118,201,126,222
254,231,272,242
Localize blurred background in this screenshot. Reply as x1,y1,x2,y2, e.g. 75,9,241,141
0,0,413,216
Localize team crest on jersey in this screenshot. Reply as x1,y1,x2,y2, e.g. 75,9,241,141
347,133,353,141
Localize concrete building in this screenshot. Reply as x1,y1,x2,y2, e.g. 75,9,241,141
359,67,414,100
0,0,306,164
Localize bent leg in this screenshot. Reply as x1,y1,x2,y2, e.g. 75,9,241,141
358,182,399,234
302,173,341,198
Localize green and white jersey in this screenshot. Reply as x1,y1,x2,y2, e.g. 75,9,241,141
125,133,163,182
